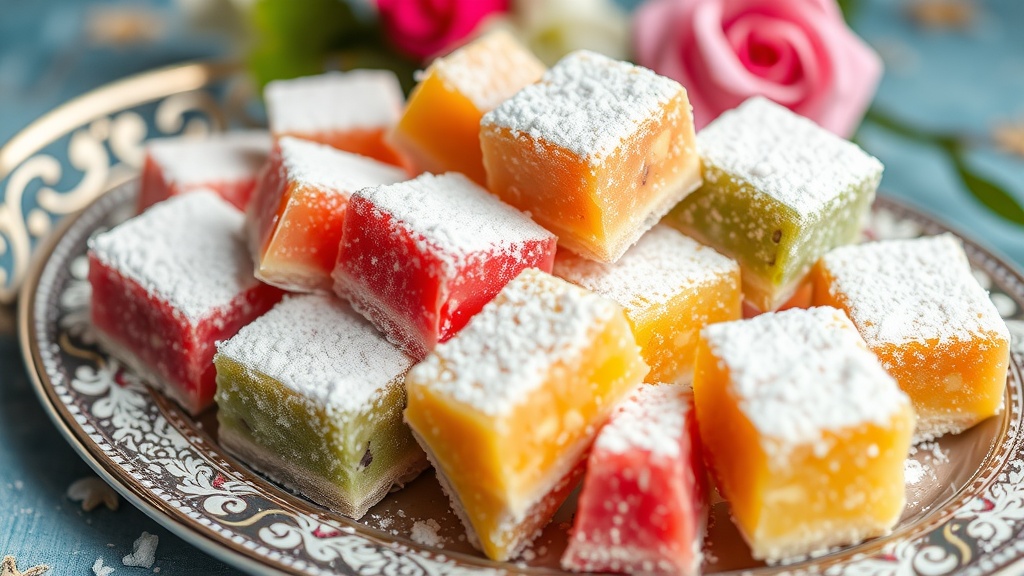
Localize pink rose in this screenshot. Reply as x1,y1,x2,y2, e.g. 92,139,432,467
377,0,509,60
633,0,882,137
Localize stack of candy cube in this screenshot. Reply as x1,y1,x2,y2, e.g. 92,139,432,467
86,29,1011,574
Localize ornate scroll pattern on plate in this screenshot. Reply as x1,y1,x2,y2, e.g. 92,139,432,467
29,185,1024,575
0,90,223,303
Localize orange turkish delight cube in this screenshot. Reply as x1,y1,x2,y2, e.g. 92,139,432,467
404,269,648,561
554,225,740,384
264,70,409,168
389,30,545,185
812,234,1010,439
693,307,914,561
247,137,406,292
481,50,701,263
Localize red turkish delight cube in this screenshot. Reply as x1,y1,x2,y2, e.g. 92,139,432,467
89,191,283,414
562,384,708,575
138,131,271,212
332,172,557,358
247,137,407,292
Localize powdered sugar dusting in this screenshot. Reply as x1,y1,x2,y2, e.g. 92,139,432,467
432,29,545,111
482,50,683,161
822,234,1010,346
698,97,883,217
217,294,412,415
595,384,689,458
279,137,406,192
553,225,737,311
702,307,910,450
89,191,259,322
353,173,554,267
265,70,403,134
409,519,445,548
147,130,271,186
408,269,621,415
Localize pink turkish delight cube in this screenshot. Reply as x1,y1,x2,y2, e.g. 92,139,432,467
562,384,708,575
89,191,283,414
138,131,271,212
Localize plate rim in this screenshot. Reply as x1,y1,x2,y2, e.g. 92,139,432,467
17,182,1024,576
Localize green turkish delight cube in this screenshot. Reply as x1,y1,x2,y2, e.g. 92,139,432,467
214,294,427,519
666,97,882,312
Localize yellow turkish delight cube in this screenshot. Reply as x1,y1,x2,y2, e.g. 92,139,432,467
404,268,648,561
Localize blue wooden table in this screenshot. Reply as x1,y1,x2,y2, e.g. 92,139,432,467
1,0,1022,574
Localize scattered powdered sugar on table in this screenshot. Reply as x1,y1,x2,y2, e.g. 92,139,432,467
821,234,1010,347
353,173,554,267
596,384,688,457
122,532,159,569
904,459,927,485
482,50,682,161
88,191,258,322
410,519,444,548
553,225,738,311
217,294,413,415
698,96,883,218
409,269,620,415
147,130,270,186
278,136,405,193
265,70,403,133
92,557,114,576
702,307,910,454
433,29,545,111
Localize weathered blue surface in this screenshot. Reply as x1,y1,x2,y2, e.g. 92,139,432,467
1,0,1022,574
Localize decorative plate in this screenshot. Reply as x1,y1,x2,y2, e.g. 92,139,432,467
16,177,1024,575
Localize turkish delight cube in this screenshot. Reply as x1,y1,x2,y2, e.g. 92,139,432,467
215,294,427,519
332,172,557,359
481,50,701,263
405,269,649,561
693,307,914,561
562,383,708,575
247,137,406,292
554,225,740,384
138,130,271,212
812,234,1010,439
89,191,283,414
390,29,545,184
666,96,883,312
264,70,408,168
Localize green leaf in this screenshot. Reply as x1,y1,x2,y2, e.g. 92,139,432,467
247,0,368,89
952,152,1024,226
836,0,861,22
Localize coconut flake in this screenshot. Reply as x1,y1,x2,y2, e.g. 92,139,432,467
595,384,690,458
698,96,883,218
409,269,621,416
821,234,1010,347
265,70,403,134
553,225,737,312
701,307,910,455
88,191,258,322
146,130,271,187
432,29,545,111
216,294,413,416
352,172,554,269
482,50,683,162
